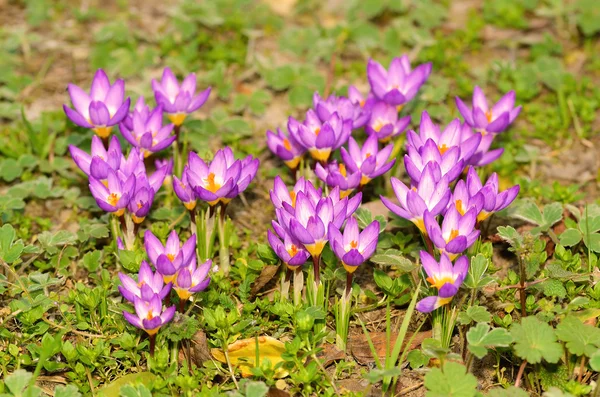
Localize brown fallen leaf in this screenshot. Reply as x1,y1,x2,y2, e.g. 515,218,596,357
316,343,346,367
251,264,280,297
178,330,212,367
267,388,291,397
348,330,432,365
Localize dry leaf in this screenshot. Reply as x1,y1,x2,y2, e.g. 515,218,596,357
349,330,432,365
211,336,288,378
178,330,212,367
251,264,280,297
317,343,346,367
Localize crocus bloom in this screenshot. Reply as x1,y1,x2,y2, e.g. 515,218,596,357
187,148,259,206
365,102,411,142
155,158,174,187
424,206,480,259
289,111,352,162
173,257,212,301
63,69,130,138
127,180,155,223
69,135,121,179
267,230,310,270
340,135,395,186
348,86,376,110
173,167,197,210
406,112,481,165
270,176,321,210
455,86,521,134
381,163,451,233
460,123,503,166
266,127,305,169
328,217,379,273
118,261,172,303
416,252,468,313
89,169,135,215
120,105,176,157
367,56,432,107
315,161,361,197
152,67,211,126
465,167,520,222
404,139,464,183
447,179,485,216
145,230,196,283
123,295,176,335
312,92,369,129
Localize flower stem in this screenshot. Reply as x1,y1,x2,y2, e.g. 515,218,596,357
149,333,156,357
312,255,321,285
189,208,197,237
293,267,304,306
178,298,186,313
345,271,353,297
217,205,230,275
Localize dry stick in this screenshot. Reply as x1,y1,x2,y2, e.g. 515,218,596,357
578,355,586,382
515,360,528,388
398,382,424,396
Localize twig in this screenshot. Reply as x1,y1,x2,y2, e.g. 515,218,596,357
398,381,424,396
491,278,548,292
577,355,586,382
515,360,527,388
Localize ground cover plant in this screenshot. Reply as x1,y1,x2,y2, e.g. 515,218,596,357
1,0,600,396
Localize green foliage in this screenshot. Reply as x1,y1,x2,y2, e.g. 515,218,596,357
424,361,477,397
510,317,562,364
555,316,600,357
467,323,513,359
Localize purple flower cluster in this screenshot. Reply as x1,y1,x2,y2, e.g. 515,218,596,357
380,90,520,313
64,67,210,155
174,147,259,209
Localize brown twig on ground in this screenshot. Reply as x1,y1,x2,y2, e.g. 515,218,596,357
515,360,528,388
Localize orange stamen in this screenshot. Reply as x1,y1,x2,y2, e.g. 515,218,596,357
438,144,448,155
205,172,221,193
107,193,119,206
338,163,347,177
485,110,493,123
283,138,292,151
456,199,465,215
167,253,175,262
449,229,459,240
350,240,358,249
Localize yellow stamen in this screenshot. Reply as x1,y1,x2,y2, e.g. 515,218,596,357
438,144,448,155
314,127,321,136
413,218,426,234
428,276,456,290
146,311,154,320
338,163,347,177
456,199,465,215
485,110,493,123
449,229,459,241
289,191,297,208
365,153,372,158
287,245,298,257
166,253,175,262
107,193,119,207
350,240,358,249
205,172,221,193
283,139,292,151
359,100,366,107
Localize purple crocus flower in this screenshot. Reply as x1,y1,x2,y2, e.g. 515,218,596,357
348,86,376,110
381,163,451,233
459,123,504,166
69,135,121,180
312,92,369,129
118,261,172,303
328,217,379,273
88,169,135,215
173,167,197,211
315,161,361,197
289,111,352,162
455,86,521,134
145,230,196,283
123,295,176,335
340,135,396,186
404,140,464,183
367,56,432,107
155,158,174,187
119,104,176,157
186,148,259,206
416,252,468,313
266,127,306,169
465,167,520,222
173,257,211,301
425,206,480,259
152,67,211,126
365,102,411,142
63,69,130,138
267,229,311,270
127,179,155,224
406,112,482,165
447,179,485,216
270,176,321,210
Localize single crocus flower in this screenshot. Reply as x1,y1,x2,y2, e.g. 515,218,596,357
381,163,451,233
118,261,172,303
69,135,121,179
348,85,376,110
447,179,485,216
127,179,155,224
89,169,135,215
315,160,361,197
120,105,176,157
270,176,321,210
145,230,196,283
155,158,174,187
340,135,396,186
289,111,352,163
173,167,197,210
266,127,306,169
406,111,482,165
365,102,411,143
123,294,176,335
416,252,468,313
424,206,480,259
455,86,521,134
465,167,520,222
312,92,369,129
267,230,311,270
63,69,130,138
173,256,211,301
152,67,211,126
404,139,464,184
328,217,379,273
367,56,432,107
459,123,504,166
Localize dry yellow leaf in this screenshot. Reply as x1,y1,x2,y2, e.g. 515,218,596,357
211,336,289,378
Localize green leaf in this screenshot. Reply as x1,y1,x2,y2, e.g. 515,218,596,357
264,66,295,91
463,254,493,289
540,279,566,299
256,244,279,265
510,316,562,364
0,224,24,263
407,349,429,369
370,249,416,272
4,369,33,396
458,306,491,325
54,385,82,397
487,386,529,397
424,361,477,397
82,250,102,272
467,323,513,359
582,232,600,253
589,350,600,371
559,228,582,247
555,316,600,357
119,384,152,397
0,158,24,182
96,372,155,397
244,381,269,397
